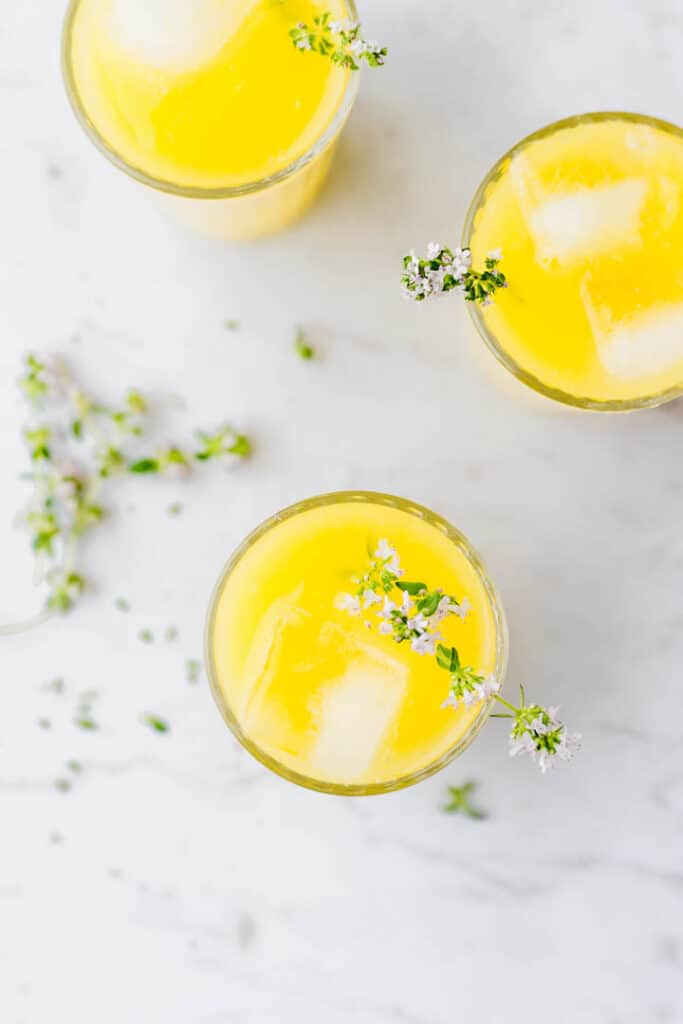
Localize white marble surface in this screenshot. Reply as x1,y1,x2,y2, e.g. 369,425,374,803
1,2,683,1021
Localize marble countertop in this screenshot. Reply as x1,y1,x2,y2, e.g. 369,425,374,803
1,2,682,1022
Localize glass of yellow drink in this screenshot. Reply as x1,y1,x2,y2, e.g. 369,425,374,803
62,0,359,239
205,491,508,795
463,112,683,410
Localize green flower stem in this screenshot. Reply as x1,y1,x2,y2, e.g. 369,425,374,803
492,694,518,714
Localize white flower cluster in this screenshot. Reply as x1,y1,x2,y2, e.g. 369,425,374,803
441,672,500,710
375,537,402,574
328,19,356,34
401,244,473,301
509,704,582,773
330,20,386,63
336,540,469,656
291,14,387,69
349,36,386,64
401,244,507,306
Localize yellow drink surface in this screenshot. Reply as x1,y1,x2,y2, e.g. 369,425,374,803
470,116,683,404
210,500,500,787
68,0,350,190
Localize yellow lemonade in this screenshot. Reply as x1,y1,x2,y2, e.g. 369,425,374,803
465,113,683,408
63,0,356,238
206,493,507,793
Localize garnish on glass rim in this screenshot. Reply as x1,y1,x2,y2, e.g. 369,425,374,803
290,12,387,69
337,540,581,773
401,245,507,306
0,354,251,634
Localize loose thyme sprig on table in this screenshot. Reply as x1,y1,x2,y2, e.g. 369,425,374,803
442,781,487,820
401,245,507,306
2,353,251,631
290,11,387,69
337,540,580,773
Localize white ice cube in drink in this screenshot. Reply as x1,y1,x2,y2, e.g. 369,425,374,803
308,647,408,783
238,585,308,724
107,0,260,72
582,288,683,381
511,155,648,266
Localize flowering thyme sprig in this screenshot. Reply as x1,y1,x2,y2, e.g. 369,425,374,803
443,781,487,820
337,539,470,654
337,540,580,773
401,244,507,306
195,427,251,463
496,686,582,773
290,11,387,69
3,353,251,627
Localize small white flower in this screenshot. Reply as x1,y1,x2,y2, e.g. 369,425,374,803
362,588,381,609
453,246,472,271
441,692,460,710
431,599,450,625
536,749,554,773
328,20,343,32
335,592,360,616
427,242,442,259
375,538,402,575
378,621,393,635
509,734,536,758
487,248,503,261
411,631,441,656
407,612,429,635
426,267,447,296
375,538,396,561
462,687,481,706
432,594,469,624
401,280,421,301
474,675,500,700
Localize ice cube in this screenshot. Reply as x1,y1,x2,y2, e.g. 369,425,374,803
238,585,308,723
107,0,260,72
583,291,683,380
511,156,648,266
308,647,408,783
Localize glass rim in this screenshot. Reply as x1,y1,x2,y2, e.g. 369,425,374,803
461,110,683,413
204,490,509,796
61,0,360,200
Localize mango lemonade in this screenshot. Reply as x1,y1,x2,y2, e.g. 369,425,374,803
465,113,683,408
206,493,507,792
63,0,356,237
